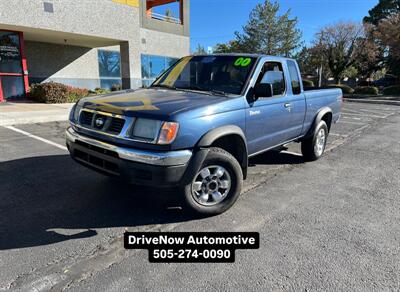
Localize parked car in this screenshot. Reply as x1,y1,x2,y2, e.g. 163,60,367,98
372,75,398,88
66,54,342,215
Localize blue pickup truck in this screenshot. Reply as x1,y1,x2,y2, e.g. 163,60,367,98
66,54,342,215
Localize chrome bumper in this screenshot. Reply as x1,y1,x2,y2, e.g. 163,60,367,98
66,127,192,166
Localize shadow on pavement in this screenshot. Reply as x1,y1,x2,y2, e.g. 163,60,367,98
249,150,305,166
0,150,303,250
0,155,192,250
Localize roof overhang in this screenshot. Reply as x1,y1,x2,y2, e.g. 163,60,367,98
146,0,178,9
0,24,122,48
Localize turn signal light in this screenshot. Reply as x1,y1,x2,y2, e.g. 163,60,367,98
157,122,179,145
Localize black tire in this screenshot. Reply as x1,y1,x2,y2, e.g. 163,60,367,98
181,147,243,216
301,120,329,161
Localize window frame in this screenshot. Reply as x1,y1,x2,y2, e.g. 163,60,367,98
287,60,302,95
256,61,287,98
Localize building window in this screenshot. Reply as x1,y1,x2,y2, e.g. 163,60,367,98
141,54,178,87
98,50,121,89
0,32,22,74
0,30,28,101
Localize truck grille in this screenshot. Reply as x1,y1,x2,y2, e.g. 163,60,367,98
108,117,125,134
80,111,94,127
78,110,126,135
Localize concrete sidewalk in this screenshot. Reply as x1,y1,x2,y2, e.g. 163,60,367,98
0,101,74,126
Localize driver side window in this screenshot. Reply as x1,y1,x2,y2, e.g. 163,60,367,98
256,62,286,96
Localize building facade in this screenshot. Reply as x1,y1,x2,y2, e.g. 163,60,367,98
0,0,190,101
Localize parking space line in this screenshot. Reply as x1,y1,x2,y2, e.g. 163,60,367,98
4,125,68,151
341,112,386,118
338,120,365,125
280,150,302,156
357,108,395,114
342,116,362,120
330,133,349,137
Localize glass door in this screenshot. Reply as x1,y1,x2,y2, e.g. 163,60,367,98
0,31,28,101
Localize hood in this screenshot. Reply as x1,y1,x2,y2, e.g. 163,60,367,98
80,88,228,120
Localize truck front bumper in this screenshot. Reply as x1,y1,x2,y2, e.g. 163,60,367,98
66,127,193,187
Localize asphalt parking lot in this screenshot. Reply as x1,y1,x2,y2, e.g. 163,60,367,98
0,102,399,291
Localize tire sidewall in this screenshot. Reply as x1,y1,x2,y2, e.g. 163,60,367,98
183,148,243,216
312,121,328,159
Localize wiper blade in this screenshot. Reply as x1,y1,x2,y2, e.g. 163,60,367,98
209,90,228,96
151,84,177,90
178,86,228,96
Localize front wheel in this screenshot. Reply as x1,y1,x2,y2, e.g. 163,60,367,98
301,120,329,161
181,147,243,216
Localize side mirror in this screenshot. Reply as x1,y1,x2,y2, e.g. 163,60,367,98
254,83,273,99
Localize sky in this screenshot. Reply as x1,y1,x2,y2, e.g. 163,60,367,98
189,0,379,52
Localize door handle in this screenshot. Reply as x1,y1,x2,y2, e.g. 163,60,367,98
284,103,291,108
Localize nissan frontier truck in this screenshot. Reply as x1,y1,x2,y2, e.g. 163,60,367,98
66,54,342,215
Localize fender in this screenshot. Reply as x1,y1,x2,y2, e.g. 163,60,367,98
197,125,246,147
304,107,332,139
196,125,249,179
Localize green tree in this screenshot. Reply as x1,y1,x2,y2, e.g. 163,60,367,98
354,24,384,80
194,44,207,54
313,22,365,84
214,0,302,56
363,0,400,80
374,13,400,78
214,40,241,53
364,0,400,25
294,46,326,76
165,9,174,22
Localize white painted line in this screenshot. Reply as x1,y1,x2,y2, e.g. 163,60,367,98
358,108,395,114
280,150,302,157
342,116,362,120
4,125,68,151
342,112,386,118
330,133,349,137
339,120,365,125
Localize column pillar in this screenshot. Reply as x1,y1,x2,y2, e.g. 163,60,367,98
120,41,131,89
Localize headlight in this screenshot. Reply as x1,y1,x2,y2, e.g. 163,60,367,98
130,119,179,145
131,119,163,141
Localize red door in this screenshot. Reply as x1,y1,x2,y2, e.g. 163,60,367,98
0,31,29,102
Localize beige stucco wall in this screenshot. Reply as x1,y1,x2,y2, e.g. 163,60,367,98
0,0,190,89
140,29,190,58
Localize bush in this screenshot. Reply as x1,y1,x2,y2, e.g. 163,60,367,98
67,86,89,103
327,84,354,94
29,82,90,103
111,84,122,91
383,85,400,95
30,82,69,103
353,86,379,95
302,79,315,87
89,88,110,95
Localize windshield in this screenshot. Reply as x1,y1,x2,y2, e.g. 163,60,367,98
152,55,257,95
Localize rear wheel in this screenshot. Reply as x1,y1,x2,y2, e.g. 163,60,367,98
301,120,328,161
181,147,243,216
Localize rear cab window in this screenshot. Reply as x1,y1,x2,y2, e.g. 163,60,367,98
287,60,302,95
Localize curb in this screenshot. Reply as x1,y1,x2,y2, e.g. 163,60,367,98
0,112,69,126
344,98,400,106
